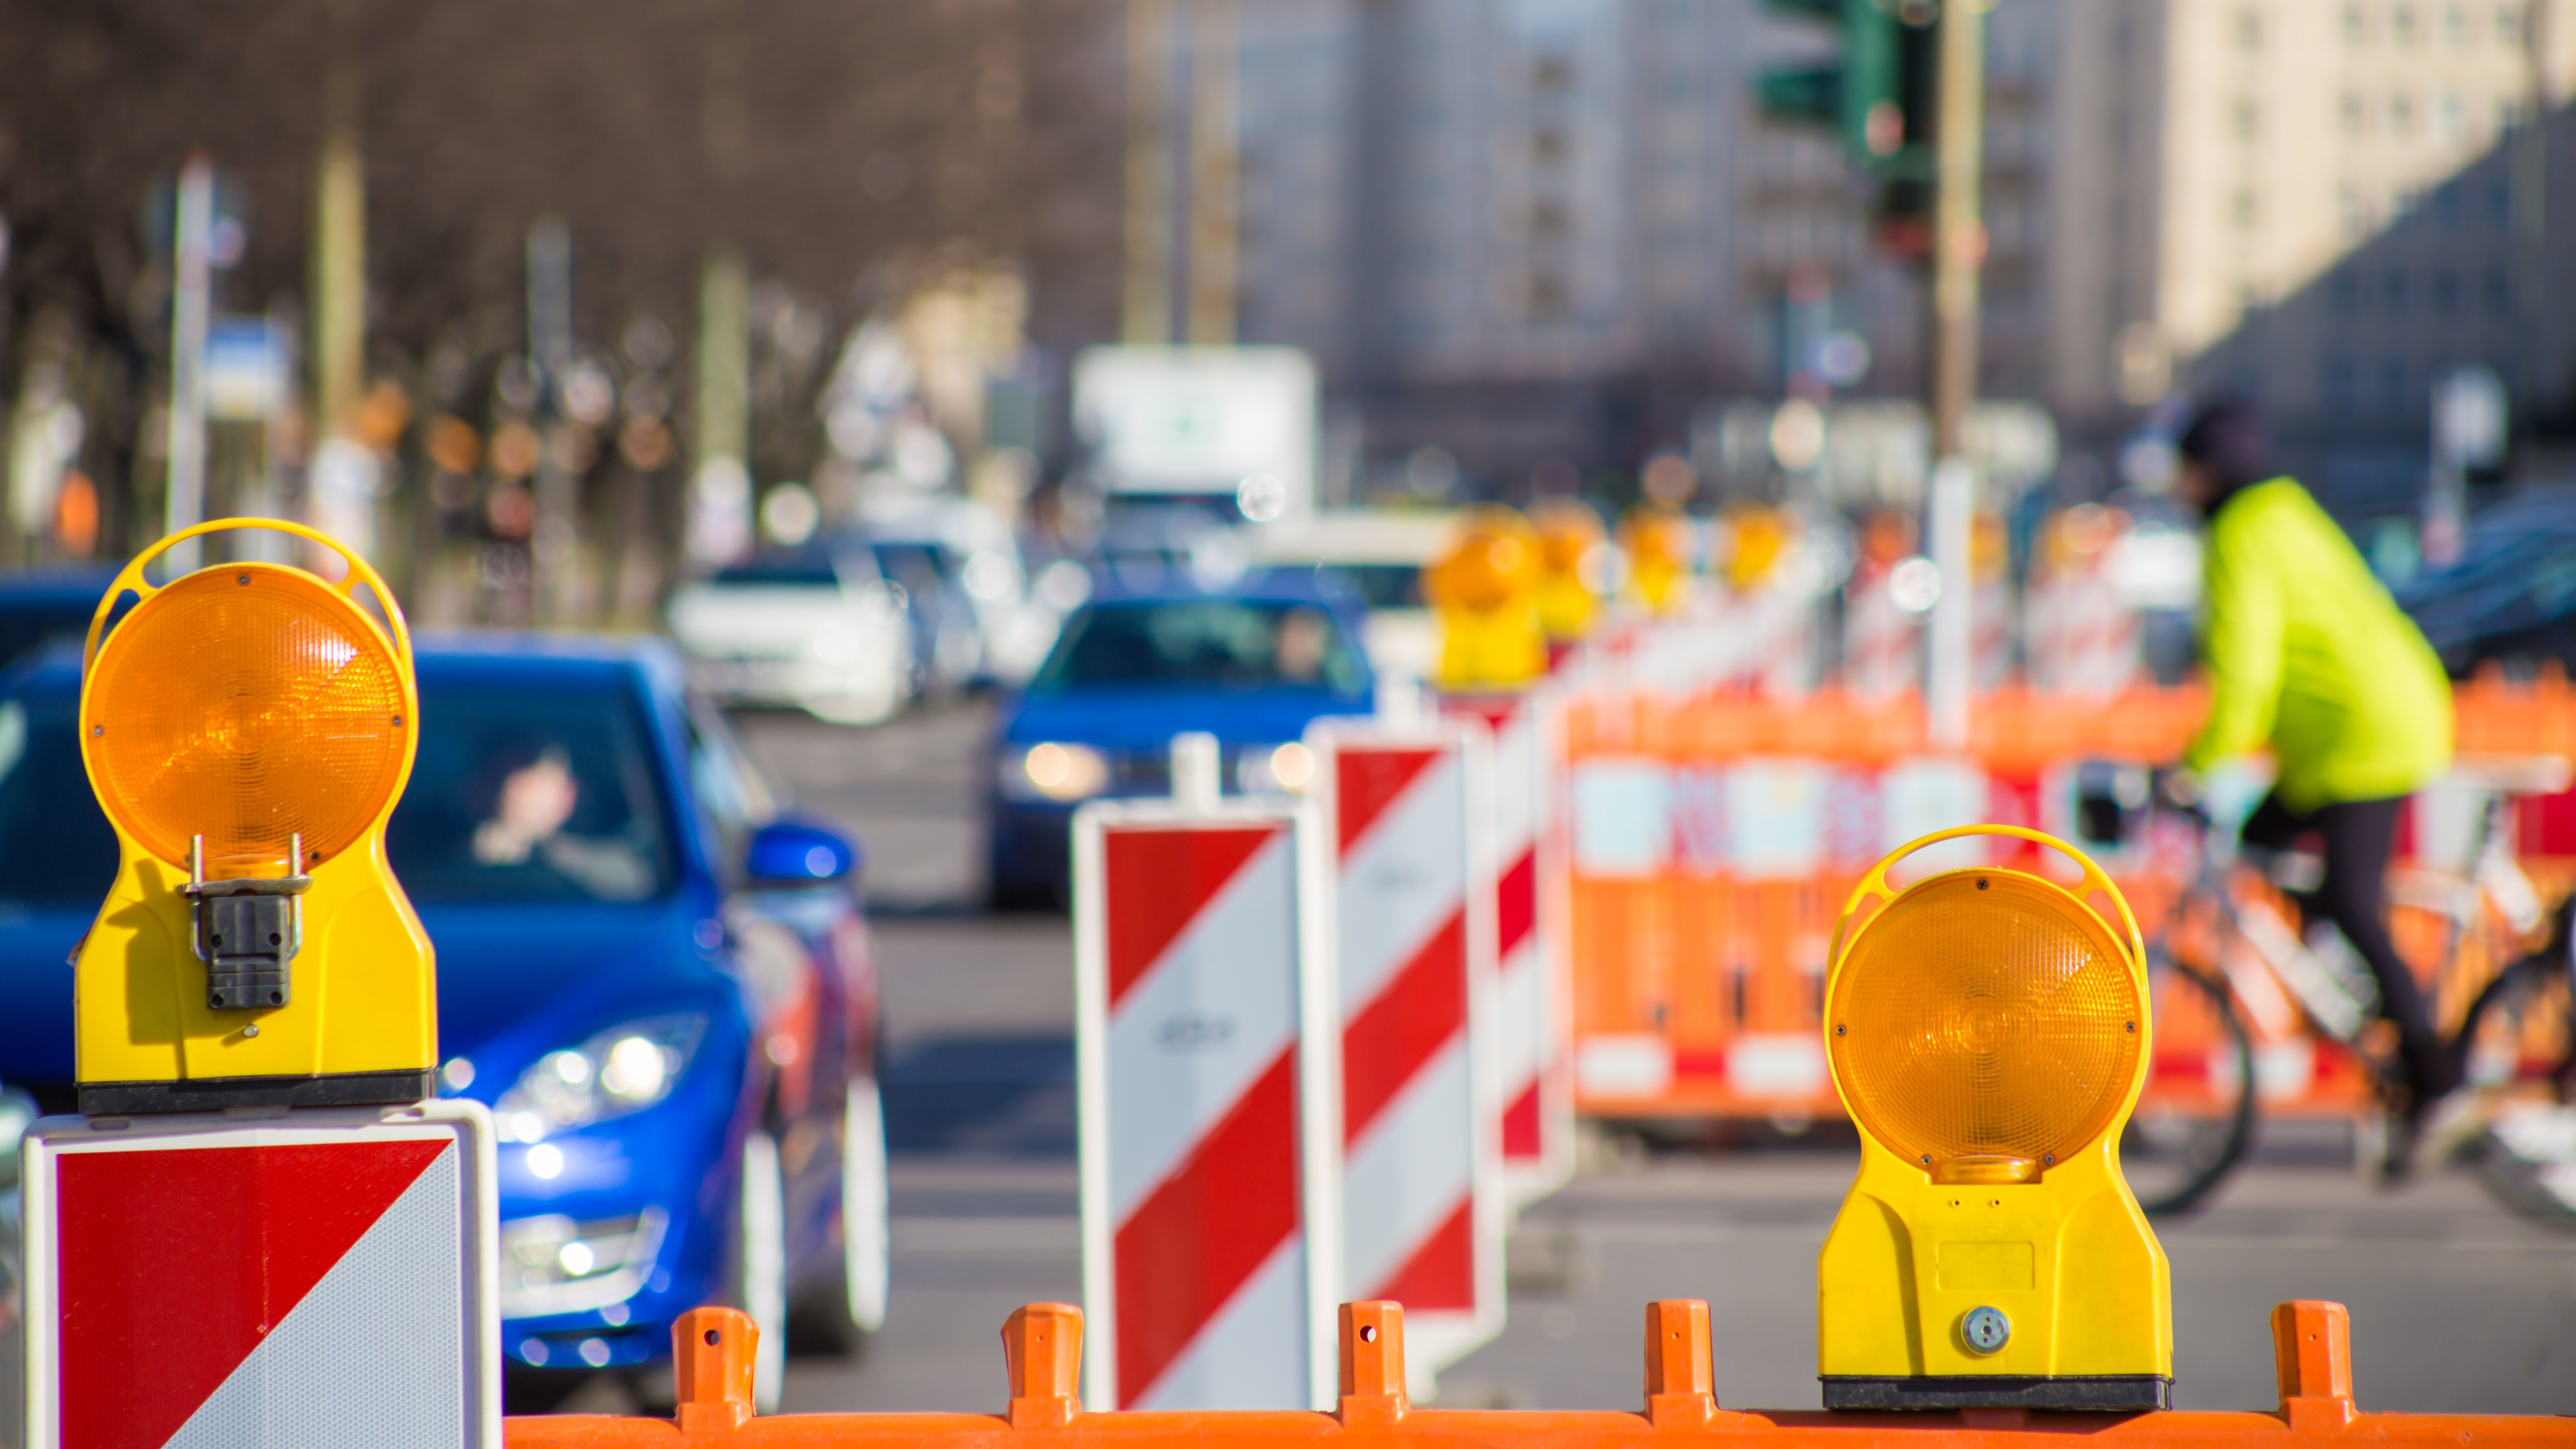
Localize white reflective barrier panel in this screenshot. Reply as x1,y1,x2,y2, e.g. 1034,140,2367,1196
1073,796,1338,1412
22,1100,502,1449
1310,719,1503,1384
1445,695,1575,1209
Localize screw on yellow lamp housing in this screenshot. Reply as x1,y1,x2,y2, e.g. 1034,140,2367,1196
1426,506,1547,691
74,519,435,1114
1817,825,2172,1411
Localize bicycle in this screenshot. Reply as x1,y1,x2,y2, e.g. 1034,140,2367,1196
2086,764,2572,1217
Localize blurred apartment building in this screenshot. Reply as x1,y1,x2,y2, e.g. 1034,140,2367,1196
1194,0,2574,496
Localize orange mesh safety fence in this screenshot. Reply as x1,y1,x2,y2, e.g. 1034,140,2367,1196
500,1299,2574,1446
1562,679,2576,1125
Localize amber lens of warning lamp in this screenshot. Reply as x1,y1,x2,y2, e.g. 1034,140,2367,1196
1828,866,2143,1183
86,565,410,871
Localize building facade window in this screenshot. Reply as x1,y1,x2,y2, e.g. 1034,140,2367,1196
2233,97,2260,138
2233,189,2259,228
2237,7,2264,48
2389,93,2417,133
2495,2,2523,43
2344,2,2370,42
2393,4,2421,44
2342,92,2368,133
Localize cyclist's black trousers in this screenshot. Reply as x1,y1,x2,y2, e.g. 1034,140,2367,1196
2240,791,2458,1103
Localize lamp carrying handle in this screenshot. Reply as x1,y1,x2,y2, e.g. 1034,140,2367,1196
1827,823,2145,977
84,519,413,673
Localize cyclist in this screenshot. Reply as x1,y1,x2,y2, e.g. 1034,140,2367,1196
2165,400,2459,1175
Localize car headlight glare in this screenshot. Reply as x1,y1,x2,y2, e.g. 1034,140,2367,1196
497,1014,706,1141
1008,742,1110,802
1237,741,1315,796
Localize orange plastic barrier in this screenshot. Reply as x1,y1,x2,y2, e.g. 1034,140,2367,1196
503,1298,2573,1445
1562,678,2576,1125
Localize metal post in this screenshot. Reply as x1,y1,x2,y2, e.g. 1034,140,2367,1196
164,154,216,572
527,217,577,620
1171,731,1223,810
1123,0,1177,345
689,248,752,569
1186,0,1239,347
1923,0,1987,752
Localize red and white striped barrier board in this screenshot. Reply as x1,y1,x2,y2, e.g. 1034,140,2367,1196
1442,694,1576,1210
21,1101,501,1449
1073,797,1339,1412
1309,719,1503,1383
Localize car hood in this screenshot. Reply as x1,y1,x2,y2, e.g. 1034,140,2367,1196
1000,687,1371,752
422,898,736,1063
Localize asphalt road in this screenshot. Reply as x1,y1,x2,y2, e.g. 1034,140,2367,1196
727,704,2576,1417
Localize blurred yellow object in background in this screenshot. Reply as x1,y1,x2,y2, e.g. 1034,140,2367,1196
1721,506,1793,591
1529,498,1605,642
1426,505,1547,690
1620,506,1693,616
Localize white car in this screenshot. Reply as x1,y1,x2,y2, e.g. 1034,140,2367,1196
858,496,1070,689
666,546,913,725
1248,510,1460,683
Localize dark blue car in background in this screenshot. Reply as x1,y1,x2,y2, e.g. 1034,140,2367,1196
985,576,1375,906
0,634,887,1412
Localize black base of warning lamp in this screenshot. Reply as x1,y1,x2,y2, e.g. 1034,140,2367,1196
1822,1375,2174,1412
79,1069,438,1117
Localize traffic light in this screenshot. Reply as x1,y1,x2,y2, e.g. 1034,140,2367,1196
75,519,436,1113
1756,0,1939,187
1818,825,2172,1410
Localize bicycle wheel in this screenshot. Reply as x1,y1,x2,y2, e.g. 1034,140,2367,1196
2123,955,2259,1215
2457,945,2576,1223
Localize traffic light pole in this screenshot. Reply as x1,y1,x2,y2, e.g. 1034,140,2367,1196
1923,0,1985,752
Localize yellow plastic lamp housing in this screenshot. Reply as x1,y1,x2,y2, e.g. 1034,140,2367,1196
74,519,437,1114
1816,825,2172,1412
1428,507,1548,690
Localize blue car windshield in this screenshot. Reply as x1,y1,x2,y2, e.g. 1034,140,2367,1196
1029,599,1366,695
386,685,676,904
0,680,676,908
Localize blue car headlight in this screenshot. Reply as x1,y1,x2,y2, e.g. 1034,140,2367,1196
999,741,1112,802
495,1014,707,1143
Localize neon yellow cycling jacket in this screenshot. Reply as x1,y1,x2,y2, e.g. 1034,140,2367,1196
2182,477,2452,811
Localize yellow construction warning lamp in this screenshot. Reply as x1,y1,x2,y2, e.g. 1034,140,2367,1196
74,519,435,1114
1619,505,1691,615
1425,506,1546,691
1817,825,2172,1412
1528,499,1604,642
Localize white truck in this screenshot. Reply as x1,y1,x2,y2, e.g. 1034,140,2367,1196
1071,347,1318,523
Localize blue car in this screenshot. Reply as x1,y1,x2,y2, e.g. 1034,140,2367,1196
0,633,887,1409
985,576,1376,906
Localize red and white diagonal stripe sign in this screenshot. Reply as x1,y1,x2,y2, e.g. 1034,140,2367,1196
1312,719,1502,1379
1444,693,1576,1209
1074,799,1338,1411
21,1103,501,1449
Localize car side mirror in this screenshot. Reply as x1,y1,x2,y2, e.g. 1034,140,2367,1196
745,817,861,885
